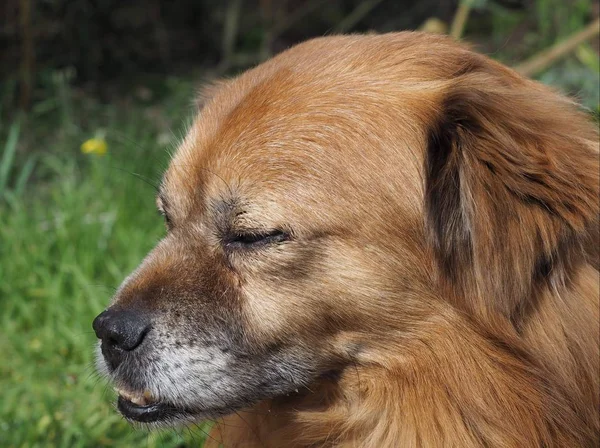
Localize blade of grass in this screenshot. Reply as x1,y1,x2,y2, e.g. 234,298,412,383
0,120,20,196
14,154,37,195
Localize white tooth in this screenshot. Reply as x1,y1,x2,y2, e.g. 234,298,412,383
119,390,132,400
130,395,147,406
115,387,149,405
294,389,299,393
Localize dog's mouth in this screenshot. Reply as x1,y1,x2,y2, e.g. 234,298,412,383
115,386,236,424
115,387,190,423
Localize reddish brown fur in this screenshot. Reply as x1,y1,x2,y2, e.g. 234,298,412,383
124,33,599,447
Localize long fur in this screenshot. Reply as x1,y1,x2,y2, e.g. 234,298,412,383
99,32,599,447
204,34,599,447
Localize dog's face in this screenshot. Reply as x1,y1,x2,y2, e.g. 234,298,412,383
93,33,599,425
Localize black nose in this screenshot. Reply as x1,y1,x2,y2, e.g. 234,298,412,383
93,308,151,369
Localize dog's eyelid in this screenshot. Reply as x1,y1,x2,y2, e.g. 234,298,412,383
224,229,290,250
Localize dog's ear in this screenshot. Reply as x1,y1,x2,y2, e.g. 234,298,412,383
424,63,599,322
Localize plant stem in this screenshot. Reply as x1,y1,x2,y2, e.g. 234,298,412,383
450,0,472,40
515,18,600,77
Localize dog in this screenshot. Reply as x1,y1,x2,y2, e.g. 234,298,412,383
93,32,599,447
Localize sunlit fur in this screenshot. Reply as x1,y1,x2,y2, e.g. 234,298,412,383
101,32,599,447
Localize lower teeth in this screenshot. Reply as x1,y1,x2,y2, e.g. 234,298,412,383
116,388,155,406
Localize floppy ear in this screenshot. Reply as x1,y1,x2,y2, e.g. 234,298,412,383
424,66,599,323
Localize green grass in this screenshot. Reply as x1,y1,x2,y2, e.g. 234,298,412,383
0,77,211,447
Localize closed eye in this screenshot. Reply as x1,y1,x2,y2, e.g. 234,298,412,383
225,230,290,250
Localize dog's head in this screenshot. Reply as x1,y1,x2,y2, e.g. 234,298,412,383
93,32,598,425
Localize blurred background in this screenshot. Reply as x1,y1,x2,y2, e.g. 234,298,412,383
0,0,598,446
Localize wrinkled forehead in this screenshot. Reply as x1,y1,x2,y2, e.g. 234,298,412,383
162,69,428,225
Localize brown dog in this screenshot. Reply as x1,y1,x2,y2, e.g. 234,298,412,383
93,32,599,447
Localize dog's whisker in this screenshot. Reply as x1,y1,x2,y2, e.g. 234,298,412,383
110,166,160,191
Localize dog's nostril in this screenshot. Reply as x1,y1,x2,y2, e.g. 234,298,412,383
92,308,151,352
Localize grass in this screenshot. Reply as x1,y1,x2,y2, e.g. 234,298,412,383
0,9,598,445
0,76,211,447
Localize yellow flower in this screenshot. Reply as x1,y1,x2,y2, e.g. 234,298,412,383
81,138,107,156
